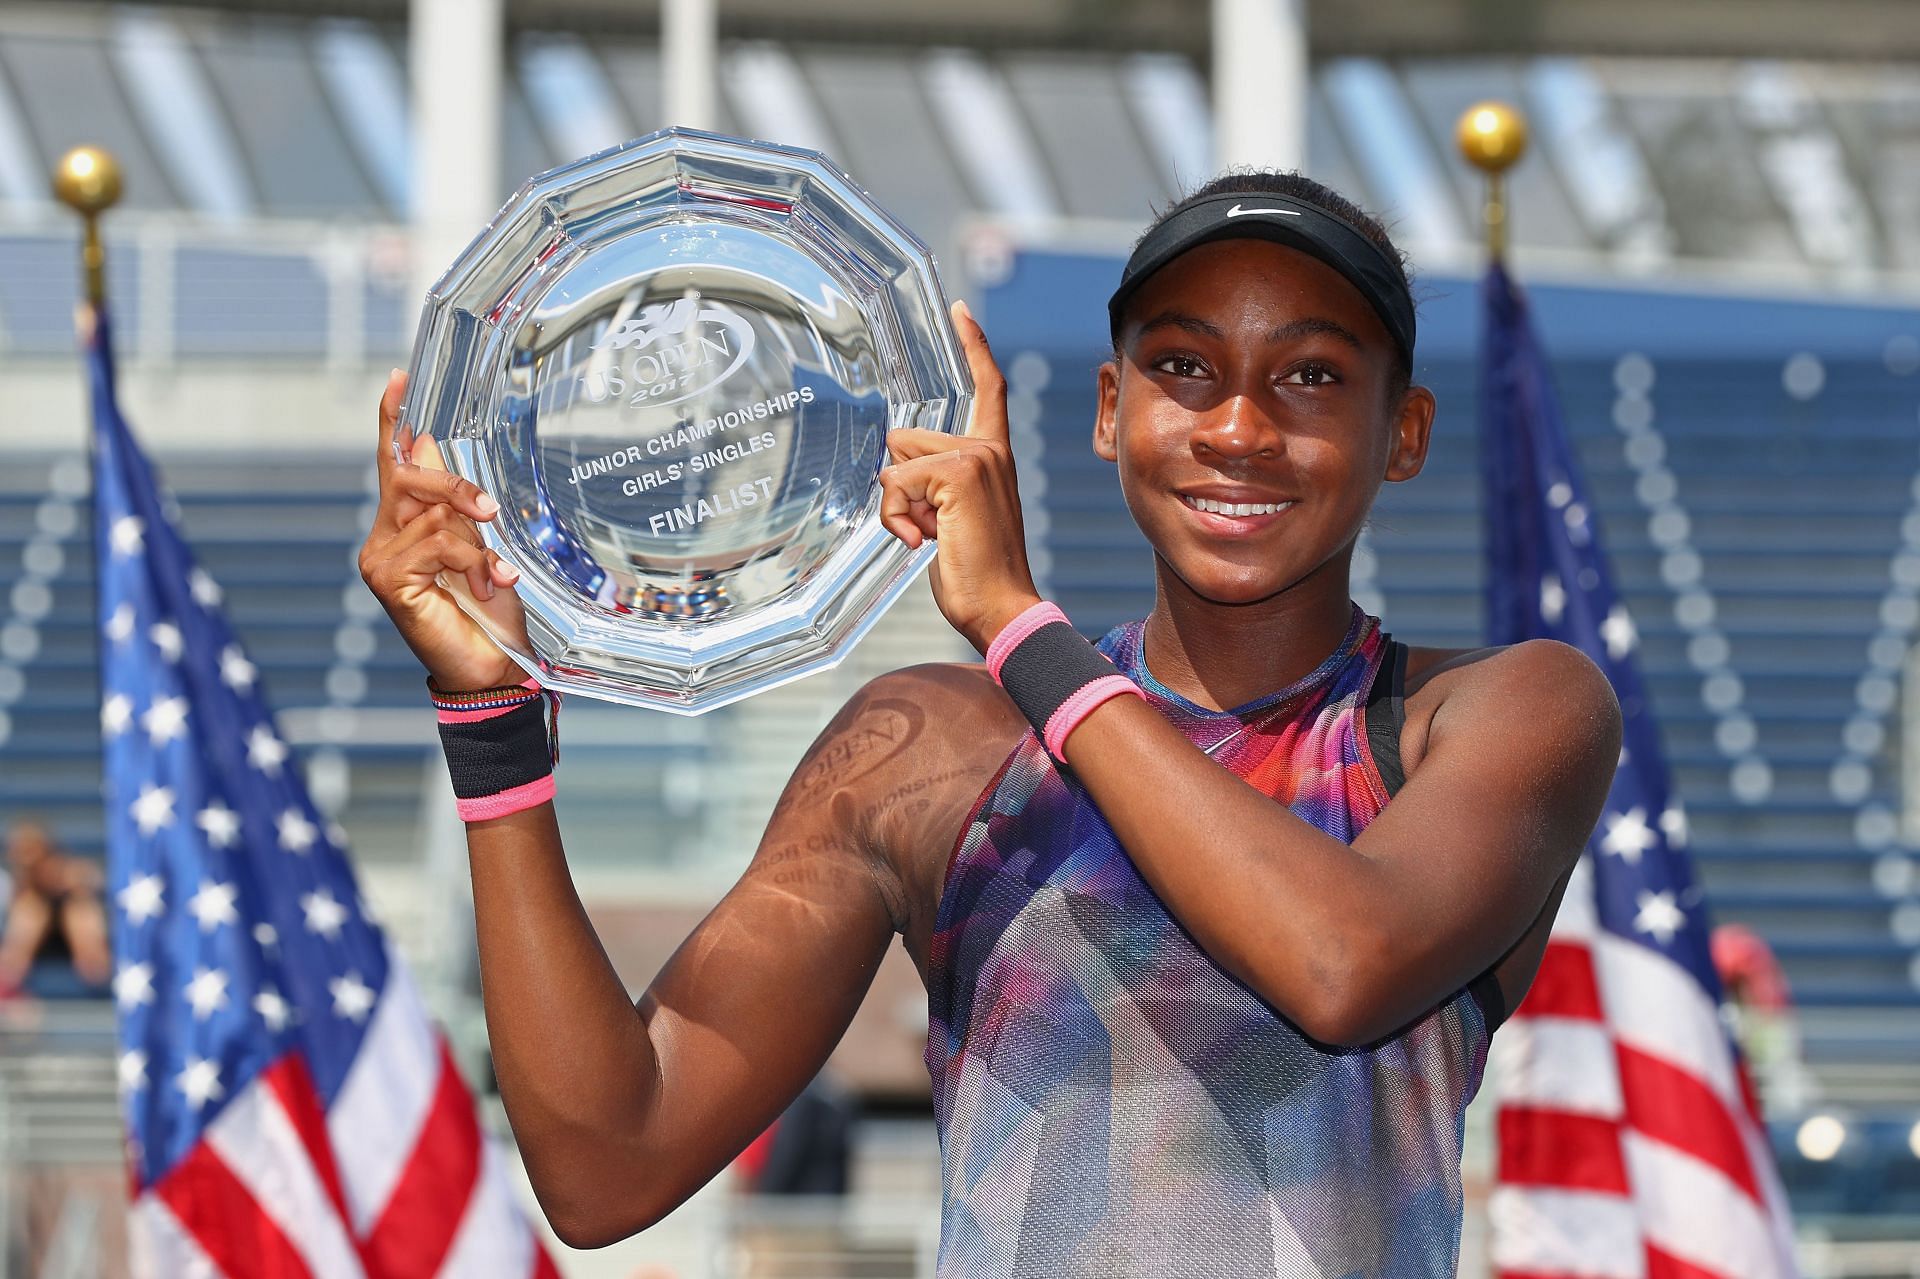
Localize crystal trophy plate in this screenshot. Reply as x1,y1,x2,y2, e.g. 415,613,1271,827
398,128,973,714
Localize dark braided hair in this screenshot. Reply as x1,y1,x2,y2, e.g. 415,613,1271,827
1125,170,1414,398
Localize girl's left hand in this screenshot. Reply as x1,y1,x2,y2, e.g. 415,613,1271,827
880,300,1042,655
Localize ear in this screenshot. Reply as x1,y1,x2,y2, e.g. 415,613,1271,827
1093,359,1121,463
1384,384,1435,482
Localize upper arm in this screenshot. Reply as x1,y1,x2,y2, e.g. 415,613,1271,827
616,667,1014,1229
619,686,907,1222
1340,639,1620,1041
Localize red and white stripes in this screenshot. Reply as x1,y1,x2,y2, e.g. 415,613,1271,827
1491,860,1799,1279
133,971,555,1279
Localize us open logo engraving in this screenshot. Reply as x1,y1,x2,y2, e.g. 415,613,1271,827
580,297,756,409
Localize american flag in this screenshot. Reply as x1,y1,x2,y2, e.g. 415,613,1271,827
1479,264,1800,1279
88,306,559,1279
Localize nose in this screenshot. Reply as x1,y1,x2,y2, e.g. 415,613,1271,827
1190,392,1280,462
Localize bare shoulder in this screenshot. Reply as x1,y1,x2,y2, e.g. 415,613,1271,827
767,662,1028,964
1397,638,1620,778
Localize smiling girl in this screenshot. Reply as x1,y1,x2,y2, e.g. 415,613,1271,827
359,170,1621,1278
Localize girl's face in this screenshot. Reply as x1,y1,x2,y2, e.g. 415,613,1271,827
1095,238,1434,609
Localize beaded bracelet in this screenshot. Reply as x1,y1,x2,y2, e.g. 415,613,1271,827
986,601,1144,761
429,678,561,820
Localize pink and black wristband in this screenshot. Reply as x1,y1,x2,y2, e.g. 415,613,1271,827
431,679,560,820
987,601,1144,760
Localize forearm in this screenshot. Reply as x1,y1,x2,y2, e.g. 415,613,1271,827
1060,696,1398,1039
464,803,665,1234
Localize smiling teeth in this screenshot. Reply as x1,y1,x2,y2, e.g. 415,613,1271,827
1182,495,1292,516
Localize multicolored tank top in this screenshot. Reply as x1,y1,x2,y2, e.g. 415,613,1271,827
923,604,1502,1278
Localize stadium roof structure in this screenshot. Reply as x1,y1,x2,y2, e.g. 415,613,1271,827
72,0,1920,61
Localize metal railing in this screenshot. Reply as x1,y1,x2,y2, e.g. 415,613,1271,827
0,208,416,367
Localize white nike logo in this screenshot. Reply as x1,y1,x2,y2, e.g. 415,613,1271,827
1225,204,1301,218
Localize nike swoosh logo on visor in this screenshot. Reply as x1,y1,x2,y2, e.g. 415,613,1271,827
1225,204,1302,218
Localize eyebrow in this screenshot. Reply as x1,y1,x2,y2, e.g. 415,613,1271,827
1131,310,1365,351
1268,317,1364,350
1132,310,1225,342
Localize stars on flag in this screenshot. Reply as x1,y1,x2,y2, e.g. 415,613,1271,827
302,887,348,941
1633,890,1687,945
114,961,156,1011
130,783,177,836
1600,805,1657,864
277,809,318,854
254,987,291,1033
329,972,376,1023
109,515,145,557
183,967,230,1021
1540,574,1566,625
189,568,223,608
149,621,184,663
118,872,166,925
141,695,189,746
175,1056,223,1111
247,725,288,775
95,324,412,1215
187,880,239,933
1600,603,1638,660
1660,803,1689,849
196,800,240,849
1562,501,1592,545
102,692,133,737
220,644,256,693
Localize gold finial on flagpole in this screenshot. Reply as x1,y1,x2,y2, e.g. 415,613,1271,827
1456,103,1527,261
53,146,123,308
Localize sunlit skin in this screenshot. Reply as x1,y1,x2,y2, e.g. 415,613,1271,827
357,232,1621,1247
1095,238,1434,710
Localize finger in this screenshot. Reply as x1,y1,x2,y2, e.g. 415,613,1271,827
886,427,976,463
877,456,961,546
383,506,522,600
376,369,407,476
389,523,495,602
878,462,937,549
951,299,1009,444
385,461,500,531
364,506,487,599
878,476,923,548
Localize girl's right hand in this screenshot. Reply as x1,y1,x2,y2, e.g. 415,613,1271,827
358,370,529,692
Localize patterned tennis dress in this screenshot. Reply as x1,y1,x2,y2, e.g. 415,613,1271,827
924,604,1503,1278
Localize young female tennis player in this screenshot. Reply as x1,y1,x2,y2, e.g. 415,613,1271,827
360,171,1621,1278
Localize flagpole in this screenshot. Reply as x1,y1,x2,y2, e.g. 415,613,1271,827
1455,102,1527,261
56,147,123,826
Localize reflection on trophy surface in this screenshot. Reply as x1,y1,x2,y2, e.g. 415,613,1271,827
401,127,972,712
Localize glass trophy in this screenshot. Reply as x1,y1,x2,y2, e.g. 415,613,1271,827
398,128,973,714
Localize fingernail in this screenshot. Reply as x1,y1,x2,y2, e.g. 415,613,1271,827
389,367,404,381
497,561,520,581
476,492,500,516
954,299,972,321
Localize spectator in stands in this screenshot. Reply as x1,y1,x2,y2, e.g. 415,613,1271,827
1712,921,1814,1113
0,822,111,999
734,1073,855,1197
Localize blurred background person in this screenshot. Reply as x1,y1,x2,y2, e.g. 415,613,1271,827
0,820,110,1000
